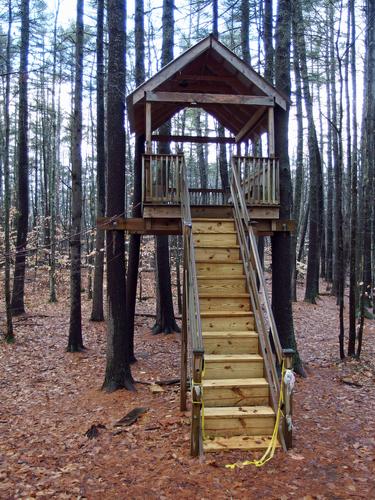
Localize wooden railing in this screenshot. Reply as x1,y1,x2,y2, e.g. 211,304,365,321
179,155,204,457
142,153,184,204
230,155,288,449
189,188,228,206
232,155,279,205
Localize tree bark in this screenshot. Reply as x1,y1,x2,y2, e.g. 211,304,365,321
292,0,323,304
11,0,30,316
67,0,84,352
91,0,106,322
152,0,180,334
272,0,303,372
102,0,134,391
4,1,14,341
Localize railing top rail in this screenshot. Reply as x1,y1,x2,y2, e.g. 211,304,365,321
230,156,283,364
232,155,279,161
180,156,204,355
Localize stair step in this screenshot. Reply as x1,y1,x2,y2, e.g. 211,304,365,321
195,247,240,261
204,354,263,379
197,277,247,293
204,406,275,437
203,435,280,452
194,233,237,246
199,295,251,312
203,378,269,407
203,331,258,354
196,262,244,277
201,311,255,331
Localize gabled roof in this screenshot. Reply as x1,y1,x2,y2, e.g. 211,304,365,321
126,35,288,139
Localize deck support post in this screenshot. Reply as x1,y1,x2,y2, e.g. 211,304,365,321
282,348,294,449
268,106,275,157
180,230,188,411
145,102,152,153
190,351,203,457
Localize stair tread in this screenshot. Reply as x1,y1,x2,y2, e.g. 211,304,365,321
202,378,268,388
202,331,258,337
203,435,280,452
199,293,249,298
201,311,253,317
194,244,240,248
197,275,245,280
204,406,274,417
205,354,262,361
195,260,242,264
192,218,234,222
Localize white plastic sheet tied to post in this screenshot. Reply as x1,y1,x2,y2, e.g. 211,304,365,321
284,369,295,431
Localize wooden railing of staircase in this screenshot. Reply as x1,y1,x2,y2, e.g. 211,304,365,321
179,154,204,457
232,155,280,205
230,155,287,449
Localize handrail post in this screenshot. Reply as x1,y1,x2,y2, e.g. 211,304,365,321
282,348,295,449
180,231,188,412
191,351,203,457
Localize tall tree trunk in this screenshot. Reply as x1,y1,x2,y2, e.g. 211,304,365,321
264,0,274,82
11,0,30,315
102,0,134,391
325,13,334,283
49,0,60,303
153,0,180,334
272,0,303,373
348,0,358,356
4,0,14,341
125,0,146,361
291,55,303,301
91,0,106,321
67,0,84,351
361,0,375,327
292,0,323,304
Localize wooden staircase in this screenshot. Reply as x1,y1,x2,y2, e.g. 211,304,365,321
193,218,278,453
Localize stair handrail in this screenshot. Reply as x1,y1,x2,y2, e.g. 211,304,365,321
230,155,283,417
180,155,204,456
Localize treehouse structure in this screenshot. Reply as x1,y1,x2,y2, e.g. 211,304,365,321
102,35,295,456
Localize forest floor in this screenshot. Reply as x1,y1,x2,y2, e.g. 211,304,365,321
1,266,375,499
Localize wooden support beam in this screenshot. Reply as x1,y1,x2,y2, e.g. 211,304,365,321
235,107,266,143
97,217,182,235
151,134,235,144
146,91,275,107
268,106,275,157
145,102,152,153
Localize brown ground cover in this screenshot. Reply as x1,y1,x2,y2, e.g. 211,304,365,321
1,268,374,499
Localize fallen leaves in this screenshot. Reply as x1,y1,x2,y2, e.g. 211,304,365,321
0,269,374,498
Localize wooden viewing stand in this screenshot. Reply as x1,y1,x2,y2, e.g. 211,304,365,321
99,35,295,457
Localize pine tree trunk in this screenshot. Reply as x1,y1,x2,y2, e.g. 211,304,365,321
91,0,106,321
67,0,84,352
348,0,358,356
292,0,323,304
11,0,30,316
272,0,303,373
153,0,180,334
4,1,14,341
102,0,134,391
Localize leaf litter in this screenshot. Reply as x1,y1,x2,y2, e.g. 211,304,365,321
0,269,374,498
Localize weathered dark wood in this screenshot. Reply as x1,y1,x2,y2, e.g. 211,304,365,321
146,91,274,106
151,134,235,144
